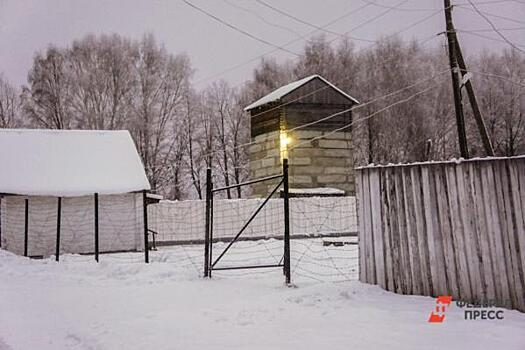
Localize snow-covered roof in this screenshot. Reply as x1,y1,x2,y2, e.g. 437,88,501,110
0,129,150,197
244,75,359,111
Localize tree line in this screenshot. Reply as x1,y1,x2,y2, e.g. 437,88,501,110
1,33,523,199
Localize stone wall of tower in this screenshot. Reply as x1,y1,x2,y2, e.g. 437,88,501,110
249,131,282,197
249,129,355,198
287,130,354,195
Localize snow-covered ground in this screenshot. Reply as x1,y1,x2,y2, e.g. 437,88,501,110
1,239,524,350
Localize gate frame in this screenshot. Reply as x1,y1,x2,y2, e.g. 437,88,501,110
204,159,291,284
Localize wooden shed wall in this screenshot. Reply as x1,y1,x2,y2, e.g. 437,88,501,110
356,157,525,312
249,77,356,138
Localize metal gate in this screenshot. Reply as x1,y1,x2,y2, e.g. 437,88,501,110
203,159,291,284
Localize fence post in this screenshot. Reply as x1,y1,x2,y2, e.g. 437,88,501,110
283,158,291,285
56,197,61,262
143,190,149,264
94,193,99,262
204,168,212,277
24,198,28,257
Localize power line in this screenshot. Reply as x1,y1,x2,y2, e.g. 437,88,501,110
457,5,525,25
358,0,521,12
222,0,302,38
469,69,525,88
291,84,442,152
193,2,375,85
465,0,525,54
194,0,423,86
457,29,525,48
460,26,525,32
254,0,374,42
182,0,300,57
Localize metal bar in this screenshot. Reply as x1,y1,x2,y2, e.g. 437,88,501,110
204,168,212,278
56,197,61,262
213,264,284,271
212,178,284,268
143,190,149,264
211,173,283,193
208,190,213,278
24,198,28,257
283,158,291,284
94,193,99,262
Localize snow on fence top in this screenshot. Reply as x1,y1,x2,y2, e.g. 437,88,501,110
0,129,150,197
244,75,359,111
354,155,525,170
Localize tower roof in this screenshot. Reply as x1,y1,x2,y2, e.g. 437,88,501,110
244,75,359,111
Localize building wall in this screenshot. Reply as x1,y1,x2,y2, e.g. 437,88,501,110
249,130,282,197
0,193,144,257
248,128,355,197
288,129,354,195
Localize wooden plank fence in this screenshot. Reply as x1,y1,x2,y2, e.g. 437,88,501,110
356,156,525,312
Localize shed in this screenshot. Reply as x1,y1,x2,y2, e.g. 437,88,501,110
0,129,150,258
245,75,359,197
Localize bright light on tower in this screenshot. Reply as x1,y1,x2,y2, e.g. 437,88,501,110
280,130,291,162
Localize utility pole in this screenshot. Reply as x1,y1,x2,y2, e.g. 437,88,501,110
454,40,495,156
443,0,469,158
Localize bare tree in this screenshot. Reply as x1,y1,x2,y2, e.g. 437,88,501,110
130,35,192,194
68,34,135,130
22,46,73,129
0,75,21,128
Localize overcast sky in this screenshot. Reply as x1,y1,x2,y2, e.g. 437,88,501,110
1,0,524,89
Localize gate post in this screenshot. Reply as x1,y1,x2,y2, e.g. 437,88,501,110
204,168,212,277
283,158,291,285
24,198,29,257
94,193,99,262
143,190,149,264
56,197,62,262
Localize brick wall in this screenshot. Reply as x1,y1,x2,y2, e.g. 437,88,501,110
249,129,355,197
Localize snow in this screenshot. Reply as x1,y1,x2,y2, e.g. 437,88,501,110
244,75,359,111
354,155,525,169
289,187,346,195
1,239,524,350
0,129,150,197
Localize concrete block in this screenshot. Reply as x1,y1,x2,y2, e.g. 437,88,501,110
261,157,275,168
293,165,325,175
290,175,313,184
289,157,311,166
317,175,347,183
325,167,349,175
319,139,350,149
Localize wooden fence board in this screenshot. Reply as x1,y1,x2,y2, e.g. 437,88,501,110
505,160,525,311
403,167,423,295
394,166,411,294
362,168,376,284
486,162,512,303
422,165,447,296
356,156,525,311
436,165,460,299
410,166,432,296
385,168,401,293
357,171,366,283
456,163,483,302
370,169,386,289
381,169,395,291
